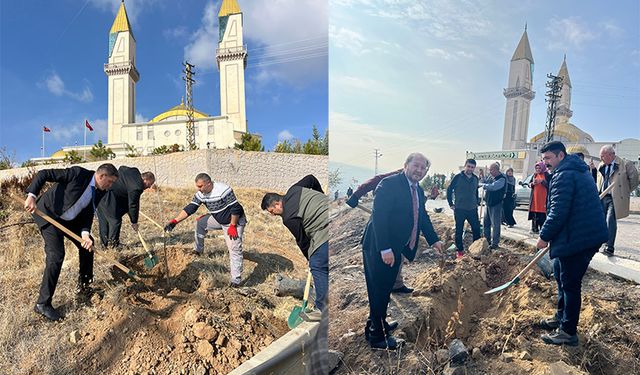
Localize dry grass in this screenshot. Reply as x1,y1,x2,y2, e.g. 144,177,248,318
0,185,307,374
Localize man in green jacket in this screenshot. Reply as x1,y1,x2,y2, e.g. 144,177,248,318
261,175,328,320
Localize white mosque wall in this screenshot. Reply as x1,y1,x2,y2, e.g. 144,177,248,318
0,149,328,193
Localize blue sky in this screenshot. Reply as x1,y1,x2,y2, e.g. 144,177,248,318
329,0,640,180
0,0,327,162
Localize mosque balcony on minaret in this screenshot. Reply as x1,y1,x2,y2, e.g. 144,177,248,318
556,106,573,119
503,86,535,100
216,44,248,69
104,61,140,82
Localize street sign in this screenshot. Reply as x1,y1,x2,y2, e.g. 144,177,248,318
466,150,527,160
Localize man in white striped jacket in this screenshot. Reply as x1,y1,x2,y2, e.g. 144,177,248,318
164,173,247,286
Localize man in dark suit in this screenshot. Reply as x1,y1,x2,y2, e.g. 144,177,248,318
362,153,443,350
96,167,155,248
24,164,119,321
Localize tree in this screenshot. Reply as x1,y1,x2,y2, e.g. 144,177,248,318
152,144,183,155
0,147,16,170
20,160,36,168
125,144,141,158
274,126,328,155
89,140,115,161
63,150,84,165
234,133,264,151
329,168,342,192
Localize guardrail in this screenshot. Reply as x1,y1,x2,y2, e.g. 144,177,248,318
229,321,320,375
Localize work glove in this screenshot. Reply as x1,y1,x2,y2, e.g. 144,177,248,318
227,223,238,240
346,195,359,208
164,219,177,232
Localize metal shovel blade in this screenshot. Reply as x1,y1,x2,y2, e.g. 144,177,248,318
484,276,521,295
287,300,308,329
143,254,160,270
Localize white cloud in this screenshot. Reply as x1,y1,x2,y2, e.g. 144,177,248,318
599,21,623,38
344,0,492,41
184,1,327,87
89,118,108,143
89,0,162,24
330,25,369,55
184,2,218,71
424,71,444,85
163,26,188,40
40,72,93,102
278,130,294,141
135,113,149,123
332,75,395,95
546,17,597,50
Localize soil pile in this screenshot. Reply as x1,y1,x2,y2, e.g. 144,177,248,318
0,187,306,375
329,200,640,374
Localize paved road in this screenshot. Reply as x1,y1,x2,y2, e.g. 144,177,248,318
426,199,640,262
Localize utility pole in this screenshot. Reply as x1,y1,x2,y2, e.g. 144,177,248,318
182,61,197,150
543,73,563,144
374,148,382,176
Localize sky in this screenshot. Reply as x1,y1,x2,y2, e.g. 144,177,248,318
329,0,640,186
0,0,327,163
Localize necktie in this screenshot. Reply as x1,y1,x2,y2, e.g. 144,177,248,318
409,185,418,249
603,165,610,191
91,186,96,211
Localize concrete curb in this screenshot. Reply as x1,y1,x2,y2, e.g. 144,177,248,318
229,321,320,375
500,231,640,284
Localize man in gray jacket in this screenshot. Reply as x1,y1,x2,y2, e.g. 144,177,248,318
446,159,481,258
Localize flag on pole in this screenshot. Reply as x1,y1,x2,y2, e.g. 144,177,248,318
43,126,51,132
85,120,93,131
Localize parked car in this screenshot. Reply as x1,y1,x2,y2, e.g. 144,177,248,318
515,174,533,207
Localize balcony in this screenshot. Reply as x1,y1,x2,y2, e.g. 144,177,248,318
503,87,535,100
104,61,140,82
216,45,248,69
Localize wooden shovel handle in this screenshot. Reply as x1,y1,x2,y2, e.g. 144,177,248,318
136,230,151,253
13,195,140,280
139,211,164,231
355,205,372,214
302,271,313,302
516,184,614,282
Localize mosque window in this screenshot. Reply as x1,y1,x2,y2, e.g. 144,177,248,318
147,130,154,140
208,125,214,135
164,130,170,137
136,127,143,141
175,130,181,136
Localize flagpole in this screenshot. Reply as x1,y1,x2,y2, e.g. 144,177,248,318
42,127,44,157
83,119,87,159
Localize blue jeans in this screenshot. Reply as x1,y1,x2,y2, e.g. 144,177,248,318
553,247,598,335
309,241,328,311
483,204,502,247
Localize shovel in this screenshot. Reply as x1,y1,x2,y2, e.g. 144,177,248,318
13,195,140,281
485,183,615,295
137,230,159,269
484,246,550,294
287,271,312,329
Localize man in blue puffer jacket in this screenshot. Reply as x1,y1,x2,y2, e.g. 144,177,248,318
535,141,608,346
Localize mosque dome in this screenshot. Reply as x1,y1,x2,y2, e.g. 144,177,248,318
529,120,595,145
149,99,209,123
51,150,68,158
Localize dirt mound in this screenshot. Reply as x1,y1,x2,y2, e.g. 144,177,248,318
329,201,640,374
0,187,305,375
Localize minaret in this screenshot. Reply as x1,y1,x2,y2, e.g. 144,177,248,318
555,55,573,124
502,27,536,154
216,0,248,137
104,0,139,145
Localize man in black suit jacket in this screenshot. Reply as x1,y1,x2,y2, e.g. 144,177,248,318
96,167,155,248
24,164,118,321
362,153,443,349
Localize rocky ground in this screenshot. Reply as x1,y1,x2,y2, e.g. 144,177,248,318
329,200,640,375
0,186,308,375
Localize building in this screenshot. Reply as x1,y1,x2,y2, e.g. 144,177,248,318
468,28,639,178
34,0,249,162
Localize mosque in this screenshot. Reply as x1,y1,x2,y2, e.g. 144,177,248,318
469,28,639,178
37,0,248,161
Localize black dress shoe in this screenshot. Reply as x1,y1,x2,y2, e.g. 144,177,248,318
369,334,404,350
34,303,61,321
366,319,399,341
391,285,414,294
